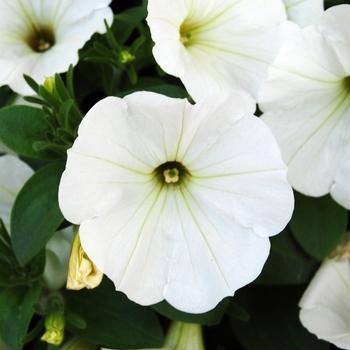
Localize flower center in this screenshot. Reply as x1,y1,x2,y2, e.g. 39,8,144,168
27,25,55,53
343,76,350,92
180,23,193,45
155,161,189,184
163,168,179,183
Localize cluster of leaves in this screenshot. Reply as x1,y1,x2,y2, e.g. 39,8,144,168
0,0,348,349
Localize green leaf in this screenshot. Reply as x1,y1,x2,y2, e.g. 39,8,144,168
0,105,62,160
63,278,164,349
23,75,39,94
289,192,348,261
11,163,65,265
254,228,319,285
0,220,45,287
0,282,41,350
54,74,70,102
230,285,329,350
0,85,15,108
152,298,229,326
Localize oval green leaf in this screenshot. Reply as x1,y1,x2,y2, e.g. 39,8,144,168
11,162,65,265
289,192,348,261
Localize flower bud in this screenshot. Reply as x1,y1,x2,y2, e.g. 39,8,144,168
41,311,65,345
43,76,56,93
66,232,103,290
119,51,135,64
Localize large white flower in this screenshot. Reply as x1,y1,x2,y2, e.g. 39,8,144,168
259,5,350,210
282,0,324,27
58,91,294,313
146,0,299,106
299,258,350,349
0,0,113,95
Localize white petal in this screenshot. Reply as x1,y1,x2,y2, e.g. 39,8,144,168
283,0,324,27
0,155,33,231
178,92,293,237
260,6,350,209
147,0,299,101
299,259,350,349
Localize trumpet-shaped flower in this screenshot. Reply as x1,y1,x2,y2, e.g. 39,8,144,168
146,0,299,106
0,0,113,95
299,250,350,349
259,5,350,210
58,91,294,313
282,0,324,27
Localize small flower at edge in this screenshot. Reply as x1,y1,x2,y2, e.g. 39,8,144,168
66,231,103,290
299,232,350,349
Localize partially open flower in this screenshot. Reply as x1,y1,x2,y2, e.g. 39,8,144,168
260,5,350,209
66,232,103,290
59,91,294,313
0,0,113,95
299,233,350,349
146,0,299,105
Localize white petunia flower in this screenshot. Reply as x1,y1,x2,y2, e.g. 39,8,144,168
0,155,33,231
299,257,350,348
282,0,324,27
58,91,294,313
0,0,113,95
259,5,350,210
146,0,299,107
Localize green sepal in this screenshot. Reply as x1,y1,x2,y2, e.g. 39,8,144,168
65,309,87,330
11,163,65,266
39,85,61,111
151,298,229,326
23,75,40,94
0,281,42,350
289,192,348,261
